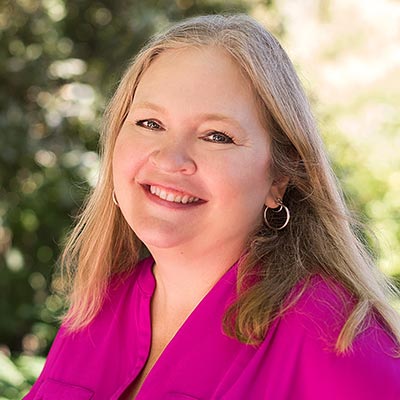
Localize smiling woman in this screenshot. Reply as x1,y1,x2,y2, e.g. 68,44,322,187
113,45,274,255
24,14,400,400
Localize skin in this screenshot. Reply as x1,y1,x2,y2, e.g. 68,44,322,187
113,45,288,397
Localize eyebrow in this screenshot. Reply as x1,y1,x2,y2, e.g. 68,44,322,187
131,101,245,132
131,101,165,113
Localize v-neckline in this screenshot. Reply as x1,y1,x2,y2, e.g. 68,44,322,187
130,257,239,399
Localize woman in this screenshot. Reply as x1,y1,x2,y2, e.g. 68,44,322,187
25,14,400,399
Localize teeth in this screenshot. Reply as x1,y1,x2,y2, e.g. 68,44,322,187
181,195,189,204
149,185,200,204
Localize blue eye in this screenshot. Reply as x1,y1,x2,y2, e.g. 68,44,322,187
204,131,235,144
136,119,162,130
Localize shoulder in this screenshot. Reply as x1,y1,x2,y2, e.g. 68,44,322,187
73,255,155,334
23,257,154,399
282,274,399,355
275,274,400,399
282,275,356,346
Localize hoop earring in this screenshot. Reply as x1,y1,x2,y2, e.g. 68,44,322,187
263,198,290,230
112,190,119,207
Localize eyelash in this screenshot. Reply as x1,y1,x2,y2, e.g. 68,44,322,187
203,131,235,144
135,119,235,144
135,119,162,130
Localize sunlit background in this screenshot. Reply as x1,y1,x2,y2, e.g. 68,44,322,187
1,0,399,397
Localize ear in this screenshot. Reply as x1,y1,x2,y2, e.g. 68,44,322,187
265,175,290,208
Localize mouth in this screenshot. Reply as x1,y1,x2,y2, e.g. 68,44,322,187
141,184,206,205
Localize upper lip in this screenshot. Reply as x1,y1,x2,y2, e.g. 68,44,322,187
138,180,207,201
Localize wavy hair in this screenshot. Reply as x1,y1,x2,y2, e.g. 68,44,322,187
59,14,400,354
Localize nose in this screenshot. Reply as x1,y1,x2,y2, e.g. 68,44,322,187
148,139,197,175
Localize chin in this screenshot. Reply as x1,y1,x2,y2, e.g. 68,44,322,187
129,220,188,250
138,234,178,249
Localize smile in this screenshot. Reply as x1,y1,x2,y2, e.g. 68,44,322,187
148,185,201,204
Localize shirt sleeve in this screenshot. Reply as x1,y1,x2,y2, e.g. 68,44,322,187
295,320,400,400
279,276,400,400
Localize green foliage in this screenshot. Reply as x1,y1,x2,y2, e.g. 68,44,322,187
0,353,45,399
319,87,400,276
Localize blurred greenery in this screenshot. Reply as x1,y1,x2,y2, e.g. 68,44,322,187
1,0,399,398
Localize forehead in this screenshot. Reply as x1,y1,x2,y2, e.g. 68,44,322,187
132,45,260,119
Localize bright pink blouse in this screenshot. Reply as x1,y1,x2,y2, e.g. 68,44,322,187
25,257,400,399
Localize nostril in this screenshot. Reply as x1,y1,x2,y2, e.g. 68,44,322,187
148,149,196,175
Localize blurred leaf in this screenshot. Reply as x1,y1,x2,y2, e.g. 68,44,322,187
15,355,46,382
0,353,24,387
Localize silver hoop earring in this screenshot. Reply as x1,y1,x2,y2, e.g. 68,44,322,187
263,198,290,230
112,190,119,207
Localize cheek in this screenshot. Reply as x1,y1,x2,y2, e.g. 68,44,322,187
211,154,270,200
113,135,144,181
112,140,127,183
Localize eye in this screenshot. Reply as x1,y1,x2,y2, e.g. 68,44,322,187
135,119,162,131
203,131,235,144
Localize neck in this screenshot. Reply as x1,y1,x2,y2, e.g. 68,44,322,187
148,241,243,309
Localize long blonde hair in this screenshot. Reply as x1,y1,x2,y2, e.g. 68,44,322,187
60,14,400,354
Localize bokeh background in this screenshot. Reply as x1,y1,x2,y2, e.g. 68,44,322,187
1,0,399,398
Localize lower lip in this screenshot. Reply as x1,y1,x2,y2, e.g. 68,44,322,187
141,185,205,210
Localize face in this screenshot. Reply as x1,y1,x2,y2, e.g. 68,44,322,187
113,46,280,257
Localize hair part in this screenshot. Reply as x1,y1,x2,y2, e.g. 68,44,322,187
59,14,400,354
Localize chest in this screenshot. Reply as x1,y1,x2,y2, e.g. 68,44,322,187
122,344,163,398
35,262,292,399
122,312,188,399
